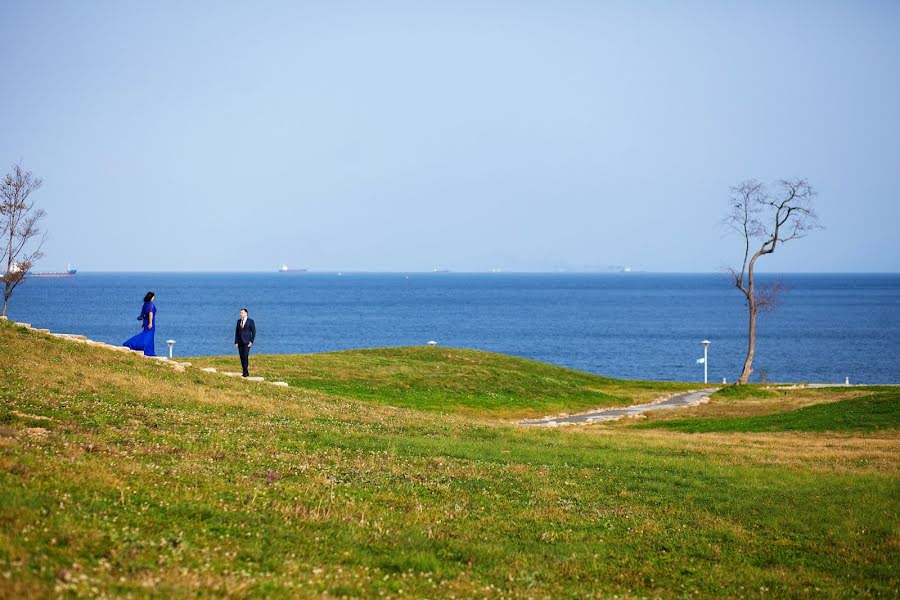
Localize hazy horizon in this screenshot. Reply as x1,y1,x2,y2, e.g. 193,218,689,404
42,269,900,275
3,2,899,273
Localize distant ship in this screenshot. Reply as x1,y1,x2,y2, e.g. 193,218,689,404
278,264,308,273
27,264,78,278
607,265,635,273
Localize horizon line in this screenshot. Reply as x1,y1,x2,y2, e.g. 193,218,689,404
33,270,900,275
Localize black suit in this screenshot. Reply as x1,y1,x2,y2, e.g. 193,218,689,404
234,318,256,376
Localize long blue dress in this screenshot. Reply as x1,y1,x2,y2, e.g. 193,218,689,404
123,301,157,356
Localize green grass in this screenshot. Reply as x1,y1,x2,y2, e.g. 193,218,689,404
637,390,900,433
709,385,781,400
1,320,898,597
184,348,697,419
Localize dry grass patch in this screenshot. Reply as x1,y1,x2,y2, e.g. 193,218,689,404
587,427,900,474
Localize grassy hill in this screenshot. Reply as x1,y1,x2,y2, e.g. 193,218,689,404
185,348,697,420
1,320,897,597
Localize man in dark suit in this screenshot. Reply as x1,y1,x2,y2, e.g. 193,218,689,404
234,308,256,377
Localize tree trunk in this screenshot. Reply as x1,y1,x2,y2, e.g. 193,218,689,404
737,258,759,384
4,228,12,317
738,300,756,384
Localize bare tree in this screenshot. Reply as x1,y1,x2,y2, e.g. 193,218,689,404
725,178,820,384
1,163,46,317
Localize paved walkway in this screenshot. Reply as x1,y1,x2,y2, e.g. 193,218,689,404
521,388,719,427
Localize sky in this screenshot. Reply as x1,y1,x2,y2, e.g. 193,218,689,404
2,0,899,272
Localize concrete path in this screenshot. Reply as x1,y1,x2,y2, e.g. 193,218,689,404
521,388,719,427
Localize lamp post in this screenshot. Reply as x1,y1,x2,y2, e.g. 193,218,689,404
701,340,710,384
166,339,176,359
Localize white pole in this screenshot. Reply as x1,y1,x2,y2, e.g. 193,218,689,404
704,344,708,384
701,340,711,384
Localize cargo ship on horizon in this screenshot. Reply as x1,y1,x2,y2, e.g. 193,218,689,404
278,264,308,273
27,263,77,278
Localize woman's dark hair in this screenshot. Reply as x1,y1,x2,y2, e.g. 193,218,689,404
143,291,155,303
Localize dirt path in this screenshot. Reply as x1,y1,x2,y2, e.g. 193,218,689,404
521,388,719,427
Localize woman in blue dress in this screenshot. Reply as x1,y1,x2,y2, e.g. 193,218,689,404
123,291,157,356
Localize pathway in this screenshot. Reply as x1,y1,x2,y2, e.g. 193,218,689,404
521,388,719,427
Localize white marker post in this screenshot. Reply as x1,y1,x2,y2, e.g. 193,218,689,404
701,340,711,384
166,339,176,359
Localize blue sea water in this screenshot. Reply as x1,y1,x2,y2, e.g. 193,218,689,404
7,272,899,384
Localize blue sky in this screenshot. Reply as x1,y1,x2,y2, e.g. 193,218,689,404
2,1,898,272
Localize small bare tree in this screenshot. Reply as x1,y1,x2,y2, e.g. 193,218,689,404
1,163,46,317
725,178,820,384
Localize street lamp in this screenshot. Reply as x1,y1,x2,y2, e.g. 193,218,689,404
166,339,176,359
701,340,711,384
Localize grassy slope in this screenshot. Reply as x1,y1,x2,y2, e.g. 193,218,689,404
1,321,898,598
637,389,900,433
184,349,697,420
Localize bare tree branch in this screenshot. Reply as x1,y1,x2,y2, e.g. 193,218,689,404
756,281,787,313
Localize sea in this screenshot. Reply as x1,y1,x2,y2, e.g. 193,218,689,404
7,272,899,384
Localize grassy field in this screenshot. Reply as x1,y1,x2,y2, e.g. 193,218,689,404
1,320,898,598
